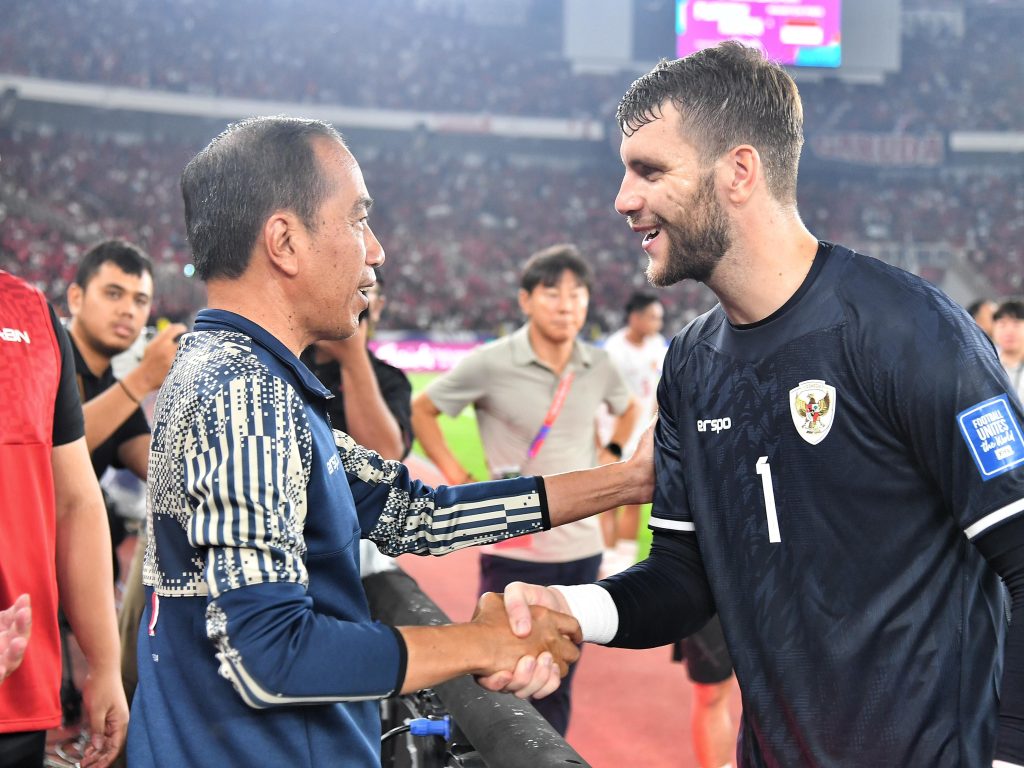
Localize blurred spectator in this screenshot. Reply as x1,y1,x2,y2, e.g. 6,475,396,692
301,273,413,461
968,298,999,339
993,299,1024,400
66,240,184,516
596,291,666,567
60,240,186,754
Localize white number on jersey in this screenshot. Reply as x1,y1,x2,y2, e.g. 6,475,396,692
756,456,782,543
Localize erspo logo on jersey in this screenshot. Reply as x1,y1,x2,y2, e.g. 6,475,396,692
958,394,1024,480
697,417,731,433
789,379,836,445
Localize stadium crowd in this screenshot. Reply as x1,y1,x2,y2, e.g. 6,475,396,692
0,1,1021,131
799,5,1024,132
2,122,1023,330
0,0,625,120
0,0,1022,331
0,125,715,332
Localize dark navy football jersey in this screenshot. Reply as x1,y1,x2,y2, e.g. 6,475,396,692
650,242,1022,767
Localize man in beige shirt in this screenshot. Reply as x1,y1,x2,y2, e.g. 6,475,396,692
412,243,638,735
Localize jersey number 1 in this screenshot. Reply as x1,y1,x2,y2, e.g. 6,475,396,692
755,457,782,543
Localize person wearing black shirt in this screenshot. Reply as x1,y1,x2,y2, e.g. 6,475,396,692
301,275,413,579
301,275,412,462
66,240,185,484
495,43,1024,767
65,240,186,740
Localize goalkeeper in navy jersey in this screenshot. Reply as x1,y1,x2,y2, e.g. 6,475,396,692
496,42,1024,767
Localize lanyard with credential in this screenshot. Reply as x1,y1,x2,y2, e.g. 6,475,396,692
526,371,575,461
493,370,575,551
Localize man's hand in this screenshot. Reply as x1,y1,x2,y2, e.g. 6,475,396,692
445,468,476,485
471,591,580,699
135,322,187,393
79,668,129,768
473,585,576,697
0,594,31,686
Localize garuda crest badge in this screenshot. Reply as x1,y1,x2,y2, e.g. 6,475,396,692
790,379,836,445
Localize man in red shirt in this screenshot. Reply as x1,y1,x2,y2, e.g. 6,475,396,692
0,270,128,768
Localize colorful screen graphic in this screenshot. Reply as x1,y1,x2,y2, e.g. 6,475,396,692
676,1,842,68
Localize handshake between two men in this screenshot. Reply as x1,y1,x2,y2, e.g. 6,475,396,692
398,591,583,702
394,419,657,702
473,584,583,699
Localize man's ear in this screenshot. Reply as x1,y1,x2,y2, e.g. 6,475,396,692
66,282,83,316
263,211,303,277
518,287,532,317
721,144,761,206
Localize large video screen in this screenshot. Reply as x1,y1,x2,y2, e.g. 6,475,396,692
676,0,842,68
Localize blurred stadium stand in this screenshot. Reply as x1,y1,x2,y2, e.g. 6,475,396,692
0,0,1021,333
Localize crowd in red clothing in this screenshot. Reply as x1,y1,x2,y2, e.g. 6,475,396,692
1,1,1021,131
2,122,1023,330
0,0,1022,329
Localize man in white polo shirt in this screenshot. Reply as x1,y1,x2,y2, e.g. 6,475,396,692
597,291,667,571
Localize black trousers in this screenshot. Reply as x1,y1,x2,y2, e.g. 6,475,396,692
0,730,45,768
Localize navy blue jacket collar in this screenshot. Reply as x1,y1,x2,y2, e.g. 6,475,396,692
193,308,333,400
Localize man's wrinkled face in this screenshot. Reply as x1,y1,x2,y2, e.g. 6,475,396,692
301,140,385,341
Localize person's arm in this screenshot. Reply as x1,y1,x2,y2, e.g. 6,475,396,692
411,392,474,483
52,437,128,768
544,416,654,526
598,397,639,465
343,414,653,558
116,433,150,480
0,595,31,686
191,374,579,711
316,328,406,460
45,307,126,765
373,357,414,459
972,515,1024,765
80,323,185,450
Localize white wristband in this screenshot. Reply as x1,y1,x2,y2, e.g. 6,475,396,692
993,761,1024,768
551,584,618,644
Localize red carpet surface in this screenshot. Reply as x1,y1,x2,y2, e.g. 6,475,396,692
398,547,741,768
